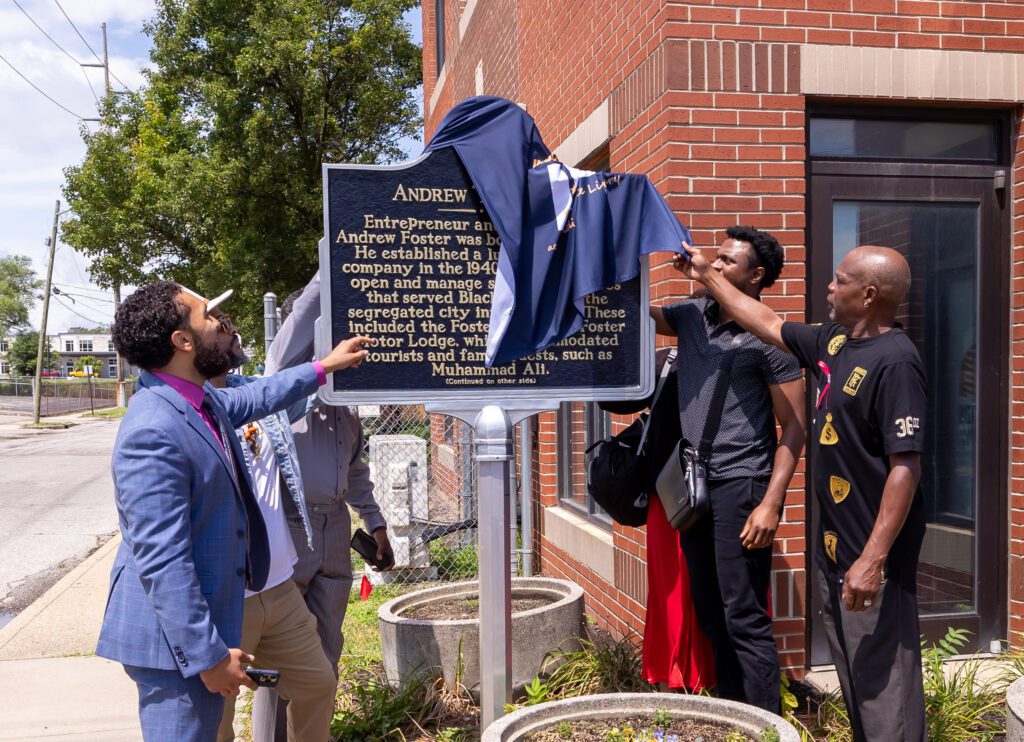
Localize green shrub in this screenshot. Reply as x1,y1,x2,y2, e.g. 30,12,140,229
430,540,479,580
921,628,1005,741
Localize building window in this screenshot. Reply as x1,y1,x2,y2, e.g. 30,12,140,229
556,401,611,524
78,340,93,352
0,340,7,353
443,414,454,444
0,362,8,375
107,359,118,377
435,0,445,76
65,340,74,352
64,360,75,375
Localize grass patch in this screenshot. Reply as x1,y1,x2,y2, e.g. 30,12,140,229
342,583,416,660
80,406,126,419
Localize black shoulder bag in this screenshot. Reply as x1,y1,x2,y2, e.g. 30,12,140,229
585,350,677,527
657,334,742,531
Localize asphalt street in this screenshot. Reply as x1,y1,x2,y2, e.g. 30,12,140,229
0,414,120,623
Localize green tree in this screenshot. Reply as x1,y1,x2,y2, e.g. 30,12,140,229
75,355,102,375
8,333,60,377
0,255,40,336
62,0,422,349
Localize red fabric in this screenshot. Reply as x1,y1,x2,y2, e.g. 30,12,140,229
360,575,373,601
641,497,716,691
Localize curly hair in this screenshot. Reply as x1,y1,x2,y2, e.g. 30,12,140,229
112,281,190,370
726,225,784,289
279,288,304,324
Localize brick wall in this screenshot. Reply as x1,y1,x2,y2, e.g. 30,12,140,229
423,0,1024,672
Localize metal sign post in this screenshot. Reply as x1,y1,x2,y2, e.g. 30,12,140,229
474,405,513,727
428,400,557,728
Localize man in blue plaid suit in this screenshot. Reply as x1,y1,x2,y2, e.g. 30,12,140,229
97,282,371,741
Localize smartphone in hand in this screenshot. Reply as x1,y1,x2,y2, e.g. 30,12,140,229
245,668,280,688
352,528,394,570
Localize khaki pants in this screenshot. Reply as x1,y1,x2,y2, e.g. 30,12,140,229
217,579,336,742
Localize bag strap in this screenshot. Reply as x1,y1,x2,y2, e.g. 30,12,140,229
637,349,677,453
698,334,742,458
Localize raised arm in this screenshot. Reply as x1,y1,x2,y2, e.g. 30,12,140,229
674,246,788,352
216,336,373,427
266,271,320,374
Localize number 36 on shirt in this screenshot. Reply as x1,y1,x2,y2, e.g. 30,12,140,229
894,416,920,439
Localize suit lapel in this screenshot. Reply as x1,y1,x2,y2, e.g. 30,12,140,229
141,372,236,485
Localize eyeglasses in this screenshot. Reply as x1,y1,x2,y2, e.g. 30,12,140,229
215,314,236,333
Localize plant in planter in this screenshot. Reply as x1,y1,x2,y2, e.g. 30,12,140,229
485,693,800,742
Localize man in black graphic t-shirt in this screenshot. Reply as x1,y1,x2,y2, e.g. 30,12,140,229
676,243,927,742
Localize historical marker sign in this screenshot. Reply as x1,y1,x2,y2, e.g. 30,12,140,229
315,146,655,405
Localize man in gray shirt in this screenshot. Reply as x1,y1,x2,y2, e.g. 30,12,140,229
650,225,805,713
252,272,392,741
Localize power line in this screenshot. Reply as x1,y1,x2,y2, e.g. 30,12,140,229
52,0,99,61
54,288,116,305
0,51,83,119
51,293,111,325
52,282,115,297
80,66,99,105
11,0,79,66
52,0,133,93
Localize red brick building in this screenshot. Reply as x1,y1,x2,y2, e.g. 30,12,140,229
421,0,1024,675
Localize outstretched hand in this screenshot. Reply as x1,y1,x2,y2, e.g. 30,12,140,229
320,335,375,374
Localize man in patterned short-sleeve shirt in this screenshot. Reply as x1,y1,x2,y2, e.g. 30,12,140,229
651,225,806,714
676,242,927,742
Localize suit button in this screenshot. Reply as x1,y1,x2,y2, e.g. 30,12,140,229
237,529,245,538
236,567,245,576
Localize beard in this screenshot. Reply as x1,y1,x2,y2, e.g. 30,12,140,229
228,344,250,368
191,332,234,379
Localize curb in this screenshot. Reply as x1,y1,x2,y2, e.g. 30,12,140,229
0,533,119,653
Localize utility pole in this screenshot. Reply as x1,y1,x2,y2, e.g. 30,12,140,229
83,23,127,404
33,200,59,424
100,22,110,96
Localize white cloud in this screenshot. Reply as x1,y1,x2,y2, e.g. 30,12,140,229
0,0,153,332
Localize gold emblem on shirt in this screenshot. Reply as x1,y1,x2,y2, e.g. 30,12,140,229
820,413,839,446
843,366,868,396
824,531,838,563
827,335,847,355
829,476,851,504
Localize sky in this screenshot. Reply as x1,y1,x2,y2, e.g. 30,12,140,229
0,1,423,334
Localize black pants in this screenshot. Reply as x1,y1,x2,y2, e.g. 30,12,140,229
817,550,926,741
680,476,779,713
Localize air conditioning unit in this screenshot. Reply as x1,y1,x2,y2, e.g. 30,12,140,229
368,434,429,569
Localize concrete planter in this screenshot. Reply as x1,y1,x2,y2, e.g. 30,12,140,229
1009,676,1024,740
482,693,800,742
378,577,583,693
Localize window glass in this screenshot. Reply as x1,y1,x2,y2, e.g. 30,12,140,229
557,401,610,522
810,118,998,161
833,200,978,615
435,1,445,75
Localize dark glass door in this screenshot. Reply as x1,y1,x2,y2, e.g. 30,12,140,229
808,166,1007,660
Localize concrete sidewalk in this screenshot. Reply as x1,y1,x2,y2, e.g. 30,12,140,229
0,535,141,741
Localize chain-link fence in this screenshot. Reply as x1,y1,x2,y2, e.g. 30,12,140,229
0,377,126,416
360,405,484,584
